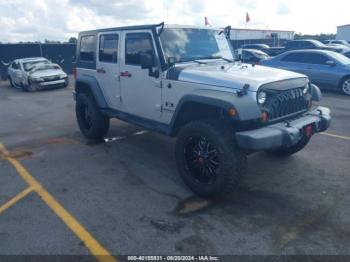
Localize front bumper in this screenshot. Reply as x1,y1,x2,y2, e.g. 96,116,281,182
235,106,331,151
31,78,68,89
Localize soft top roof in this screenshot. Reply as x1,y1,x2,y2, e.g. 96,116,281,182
79,23,220,35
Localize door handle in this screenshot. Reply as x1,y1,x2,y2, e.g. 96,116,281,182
96,68,106,74
120,71,132,77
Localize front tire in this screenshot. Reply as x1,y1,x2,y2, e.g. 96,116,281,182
340,77,350,96
175,121,246,198
266,135,310,157
76,93,110,141
21,82,33,92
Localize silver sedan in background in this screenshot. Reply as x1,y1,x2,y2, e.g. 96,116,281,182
7,57,68,92
262,50,350,95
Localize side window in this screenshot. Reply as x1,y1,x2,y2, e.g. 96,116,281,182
12,62,18,69
243,51,254,61
125,33,155,65
79,35,95,62
302,42,314,48
304,53,329,65
286,42,298,49
99,34,119,63
282,53,305,62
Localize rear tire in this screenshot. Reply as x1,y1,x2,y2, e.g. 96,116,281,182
340,77,350,96
266,135,310,157
76,93,110,141
8,76,14,87
175,121,246,198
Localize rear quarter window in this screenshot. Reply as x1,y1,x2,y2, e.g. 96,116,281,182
79,35,96,62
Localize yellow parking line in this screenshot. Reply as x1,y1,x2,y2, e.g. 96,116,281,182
321,132,350,141
0,187,34,215
0,143,117,262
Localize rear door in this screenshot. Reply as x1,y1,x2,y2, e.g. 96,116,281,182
96,32,121,110
119,30,162,120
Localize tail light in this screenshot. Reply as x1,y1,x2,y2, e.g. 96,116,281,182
72,62,77,80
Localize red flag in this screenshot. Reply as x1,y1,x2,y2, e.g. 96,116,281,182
204,16,211,26
246,12,250,23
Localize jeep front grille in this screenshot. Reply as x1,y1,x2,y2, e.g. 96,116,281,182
263,87,308,121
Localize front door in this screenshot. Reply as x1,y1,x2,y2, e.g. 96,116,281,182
119,30,162,120
96,32,121,110
10,61,22,86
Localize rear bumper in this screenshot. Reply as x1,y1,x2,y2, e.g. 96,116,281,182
235,106,331,151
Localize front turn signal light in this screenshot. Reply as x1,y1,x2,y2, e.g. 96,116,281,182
227,108,237,117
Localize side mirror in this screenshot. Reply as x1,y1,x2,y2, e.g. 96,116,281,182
140,52,159,78
168,57,176,67
140,52,155,69
326,60,336,67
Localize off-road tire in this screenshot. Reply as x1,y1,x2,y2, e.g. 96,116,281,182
175,121,247,198
340,76,350,96
76,92,110,141
22,81,35,92
266,135,310,157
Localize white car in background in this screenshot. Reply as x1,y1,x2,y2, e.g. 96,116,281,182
7,57,68,91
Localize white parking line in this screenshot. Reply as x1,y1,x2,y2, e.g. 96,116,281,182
133,130,148,136
104,130,149,143
321,132,350,141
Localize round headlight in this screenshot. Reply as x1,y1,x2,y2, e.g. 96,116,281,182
303,84,310,95
257,91,267,104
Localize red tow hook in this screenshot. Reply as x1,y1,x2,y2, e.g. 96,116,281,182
305,124,314,137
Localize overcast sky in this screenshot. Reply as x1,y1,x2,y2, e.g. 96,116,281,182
0,0,348,43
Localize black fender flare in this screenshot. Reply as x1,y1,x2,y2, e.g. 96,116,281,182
75,75,108,108
168,90,261,135
311,83,322,101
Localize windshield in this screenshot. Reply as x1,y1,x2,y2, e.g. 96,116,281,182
160,28,234,63
312,40,327,47
253,51,269,59
23,60,49,71
330,52,350,64
31,64,61,72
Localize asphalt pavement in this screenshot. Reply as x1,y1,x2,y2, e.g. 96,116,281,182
0,78,349,260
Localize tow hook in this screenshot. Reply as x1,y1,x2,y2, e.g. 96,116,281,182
284,120,291,128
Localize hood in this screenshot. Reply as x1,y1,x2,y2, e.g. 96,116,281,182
167,62,307,92
30,69,66,78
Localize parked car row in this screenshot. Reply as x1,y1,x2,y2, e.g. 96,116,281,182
241,39,350,57
238,38,350,96
7,57,68,92
261,50,350,95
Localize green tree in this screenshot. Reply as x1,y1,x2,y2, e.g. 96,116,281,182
68,37,77,44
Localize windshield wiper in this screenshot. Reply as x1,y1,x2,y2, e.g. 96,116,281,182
217,57,235,63
193,56,234,63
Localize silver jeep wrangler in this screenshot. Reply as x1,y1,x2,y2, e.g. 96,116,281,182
74,23,331,197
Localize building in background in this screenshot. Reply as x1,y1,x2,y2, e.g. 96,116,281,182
230,28,294,49
337,24,350,41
